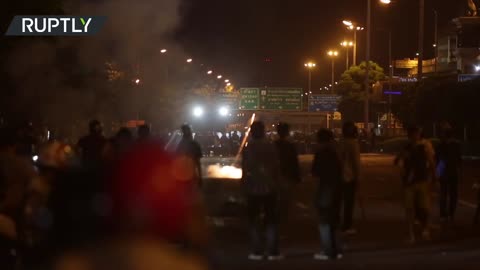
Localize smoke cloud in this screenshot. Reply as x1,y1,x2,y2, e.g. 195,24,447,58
5,0,184,138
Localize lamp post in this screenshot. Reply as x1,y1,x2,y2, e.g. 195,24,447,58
340,41,354,70
327,50,339,93
362,0,391,133
343,20,365,67
304,62,316,93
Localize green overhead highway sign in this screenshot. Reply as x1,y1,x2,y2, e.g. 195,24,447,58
239,88,260,110
260,88,302,111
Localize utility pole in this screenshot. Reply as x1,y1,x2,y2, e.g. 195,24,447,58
417,0,425,80
434,10,438,73
387,31,393,135
364,0,372,132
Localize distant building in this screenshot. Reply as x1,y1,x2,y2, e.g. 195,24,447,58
393,16,480,79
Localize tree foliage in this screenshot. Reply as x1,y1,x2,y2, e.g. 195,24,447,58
336,61,386,121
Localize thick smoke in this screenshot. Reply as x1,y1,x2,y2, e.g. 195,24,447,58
6,0,184,138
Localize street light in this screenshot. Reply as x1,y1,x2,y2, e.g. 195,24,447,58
304,61,316,94
217,75,222,79
327,51,339,92
186,58,193,63
358,0,393,134
226,82,231,86
134,78,140,85
160,49,167,53
207,70,213,75
340,41,354,70
343,21,365,67
225,79,229,83
475,65,480,72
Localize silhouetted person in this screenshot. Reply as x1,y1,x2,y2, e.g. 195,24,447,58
176,125,203,187
242,121,282,260
137,124,151,142
311,129,343,260
0,127,34,269
339,122,361,234
274,123,301,224
436,127,462,223
395,126,436,242
77,120,107,168
115,128,134,153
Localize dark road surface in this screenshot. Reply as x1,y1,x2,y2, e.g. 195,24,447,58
202,154,480,269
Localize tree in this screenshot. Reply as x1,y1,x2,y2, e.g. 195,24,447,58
336,61,386,121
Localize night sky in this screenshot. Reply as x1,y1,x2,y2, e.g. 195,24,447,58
176,0,467,89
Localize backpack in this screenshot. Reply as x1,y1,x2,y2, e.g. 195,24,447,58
405,143,429,184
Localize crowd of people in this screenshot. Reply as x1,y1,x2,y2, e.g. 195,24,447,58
241,121,469,261
0,118,477,268
241,121,360,261
0,120,208,270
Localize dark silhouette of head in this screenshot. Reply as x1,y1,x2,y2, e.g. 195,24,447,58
116,127,132,140
317,129,334,144
440,127,454,140
138,124,151,140
342,121,358,139
250,121,265,140
181,124,193,140
277,122,290,139
89,120,102,136
407,126,422,142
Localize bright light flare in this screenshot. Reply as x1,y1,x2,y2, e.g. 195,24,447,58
160,49,167,53
328,50,339,57
217,75,222,79
207,164,242,179
186,58,193,63
343,20,353,26
192,106,204,118
475,65,480,72
207,70,213,74
225,79,229,83
134,79,140,84
380,0,391,4
341,41,354,47
219,106,229,117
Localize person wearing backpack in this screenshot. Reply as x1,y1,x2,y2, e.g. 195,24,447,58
242,121,282,261
436,127,462,224
395,126,436,243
